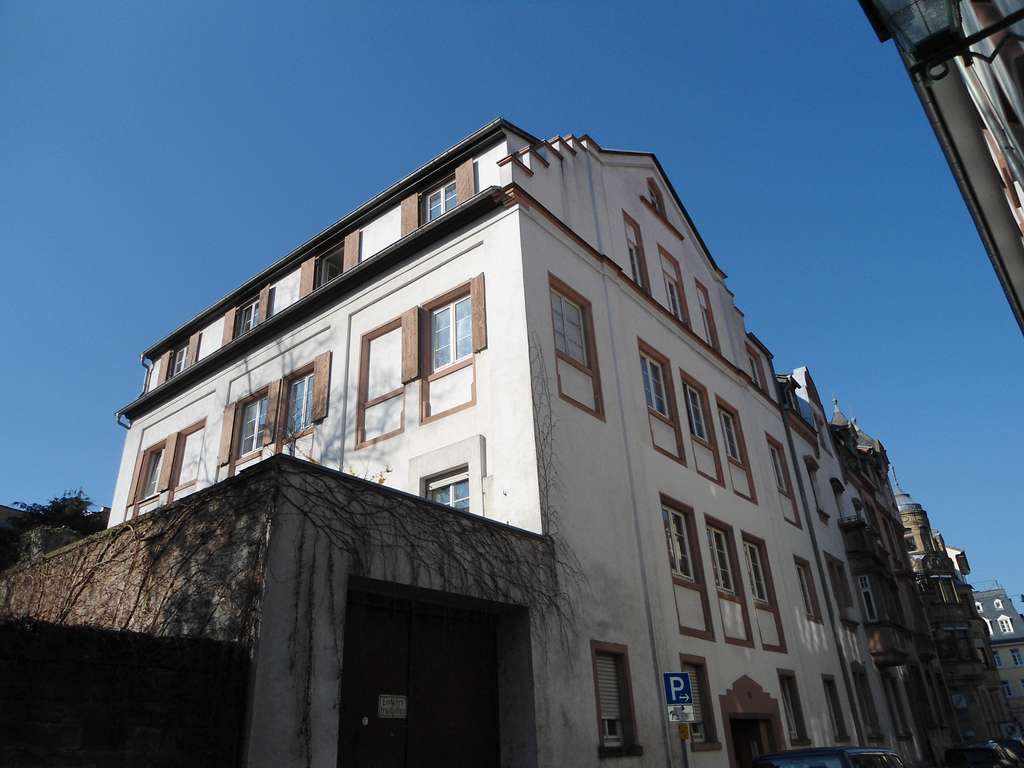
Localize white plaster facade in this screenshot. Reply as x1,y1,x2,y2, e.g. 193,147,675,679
111,119,924,767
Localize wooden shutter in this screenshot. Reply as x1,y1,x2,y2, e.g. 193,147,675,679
400,194,419,236
471,273,487,352
222,307,238,346
156,350,173,386
595,654,622,722
343,230,361,272
158,433,179,492
126,449,146,507
258,285,272,324
401,308,419,383
186,332,201,367
312,351,332,422
417,306,431,378
299,257,316,298
264,379,283,446
218,402,238,466
455,158,475,204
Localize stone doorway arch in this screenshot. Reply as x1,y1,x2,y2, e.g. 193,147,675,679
718,675,785,768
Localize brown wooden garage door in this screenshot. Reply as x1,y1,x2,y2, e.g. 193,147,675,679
338,589,499,768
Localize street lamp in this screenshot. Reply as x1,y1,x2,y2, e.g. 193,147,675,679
862,0,963,61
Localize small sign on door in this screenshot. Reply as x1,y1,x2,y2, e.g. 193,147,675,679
377,694,407,719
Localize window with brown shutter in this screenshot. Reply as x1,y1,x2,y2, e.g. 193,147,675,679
455,158,475,204
312,351,331,422
218,402,237,467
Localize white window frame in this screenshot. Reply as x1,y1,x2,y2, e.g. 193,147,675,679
431,295,473,372
426,470,470,512
663,270,683,321
683,384,708,442
747,352,762,389
768,442,788,491
706,526,734,593
796,562,817,618
858,575,878,622
141,448,164,499
976,601,983,613
1005,681,1013,698
999,615,1014,634
640,355,668,417
664,507,693,580
237,297,260,336
594,652,626,748
719,409,740,461
425,180,458,223
697,287,714,344
287,372,316,436
996,598,1004,610
238,396,268,456
682,663,709,743
744,541,769,603
171,346,188,377
624,220,645,288
1012,648,1023,666
995,651,1004,667
550,289,587,365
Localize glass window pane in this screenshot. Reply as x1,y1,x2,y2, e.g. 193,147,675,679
429,485,450,506
427,191,442,222
551,292,567,354
455,297,473,360
432,307,451,369
444,182,457,211
452,479,470,510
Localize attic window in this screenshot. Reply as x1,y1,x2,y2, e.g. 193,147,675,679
315,245,343,288
647,178,666,216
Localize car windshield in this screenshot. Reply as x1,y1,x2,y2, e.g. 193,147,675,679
947,748,998,768
757,756,845,768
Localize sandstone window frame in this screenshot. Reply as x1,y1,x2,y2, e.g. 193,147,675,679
548,273,604,421
590,641,641,758
715,396,756,504
637,339,685,465
662,495,714,642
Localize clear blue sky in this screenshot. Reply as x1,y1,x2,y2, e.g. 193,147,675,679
1,2,1019,595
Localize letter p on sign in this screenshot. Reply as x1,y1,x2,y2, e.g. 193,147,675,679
663,672,692,705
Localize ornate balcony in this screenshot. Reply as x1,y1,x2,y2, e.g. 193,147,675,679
866,623,912,667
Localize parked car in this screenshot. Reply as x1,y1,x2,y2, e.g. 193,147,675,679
946,742,1023,768
997,740,1024,763
754,747,908,768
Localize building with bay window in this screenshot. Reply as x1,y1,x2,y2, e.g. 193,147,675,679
110,118,942,767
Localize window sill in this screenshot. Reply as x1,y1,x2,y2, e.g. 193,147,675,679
690,741,722,752
428,355,473,382
790,738,813,747
647,407,675,427
598,744,643,758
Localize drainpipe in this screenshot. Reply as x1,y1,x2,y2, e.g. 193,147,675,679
777,375,865,745
116,355,151,429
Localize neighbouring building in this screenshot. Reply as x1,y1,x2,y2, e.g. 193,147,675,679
787,374,955,765
102,118,959,767
898,490,1013,739
857,0,1024,333
974,583,1024,734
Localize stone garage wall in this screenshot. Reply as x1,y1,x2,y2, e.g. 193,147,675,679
0,618,248,767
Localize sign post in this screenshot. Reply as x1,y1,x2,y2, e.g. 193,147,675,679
664,673,694,768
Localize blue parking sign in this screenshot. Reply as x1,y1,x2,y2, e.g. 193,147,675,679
664,672,692,705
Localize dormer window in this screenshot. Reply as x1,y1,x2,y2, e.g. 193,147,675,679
647,178,666,216
170,345,188,378
996,598,1004,610
236,297,260,337
315,245,343,288
425,180,457,223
